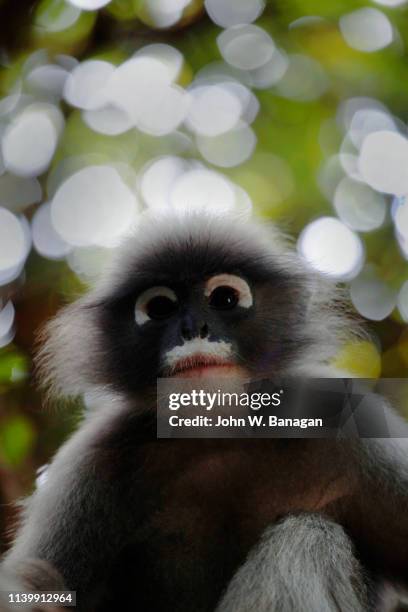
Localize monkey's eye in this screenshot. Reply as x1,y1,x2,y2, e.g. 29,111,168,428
135,287,178,325
209,286,239,310
205,274,253,311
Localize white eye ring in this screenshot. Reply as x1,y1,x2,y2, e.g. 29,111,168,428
204,274,253,309
135,286,178,326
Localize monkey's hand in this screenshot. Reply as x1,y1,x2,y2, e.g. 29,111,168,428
215,514,368,612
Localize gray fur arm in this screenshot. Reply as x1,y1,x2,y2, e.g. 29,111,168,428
1,405,137,604
215,514,368,612
0,561,65,612
349,438,408,581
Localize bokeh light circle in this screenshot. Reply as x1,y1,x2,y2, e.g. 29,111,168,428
205,0,265,27
349,109,396,149
32,203,72,260
0,208,29,274
51,165,139,248
334,177,386,232
217,25,275,71
64,60,115,111
0,301,15,348
26,64,69,99
196,121,257,168
106,56,190,135
249,49,289,89
134,44,184,82
395,198,408,241
67,0,112,10
186,84,242,136
0,301,15,338
2,105,63,177
83,106,134,136
359,131,408,195
398,280,408,322
350,267,398,321
139,155,188,212
373,0,407,5
298,216,364,279
339,8,393,53
170,168,237,216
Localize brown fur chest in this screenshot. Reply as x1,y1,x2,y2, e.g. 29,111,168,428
137,438,355,554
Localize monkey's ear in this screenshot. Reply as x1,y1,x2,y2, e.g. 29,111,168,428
35,297,103,400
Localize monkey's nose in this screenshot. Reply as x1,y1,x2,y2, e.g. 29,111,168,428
199,323,209,338
181,325,193,341
181,316,208,340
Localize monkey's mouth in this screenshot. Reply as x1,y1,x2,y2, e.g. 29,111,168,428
164,354,239,378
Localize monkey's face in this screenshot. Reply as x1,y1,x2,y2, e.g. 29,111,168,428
133,273,251,379
92,216,311,398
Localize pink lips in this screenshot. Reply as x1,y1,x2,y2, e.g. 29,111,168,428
165,353,236,378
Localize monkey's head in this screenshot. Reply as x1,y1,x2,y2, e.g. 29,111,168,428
39,213,355,403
